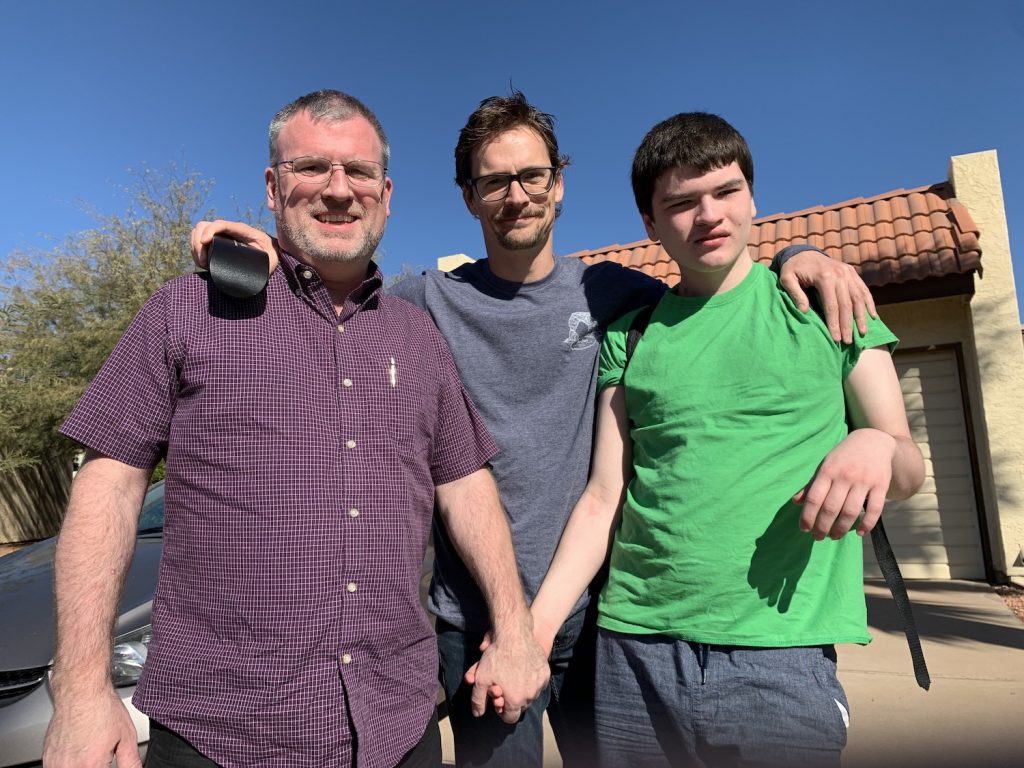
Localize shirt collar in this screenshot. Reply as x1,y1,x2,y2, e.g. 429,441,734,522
278,251,384,309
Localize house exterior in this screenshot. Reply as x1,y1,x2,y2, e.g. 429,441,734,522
565,150,1023,583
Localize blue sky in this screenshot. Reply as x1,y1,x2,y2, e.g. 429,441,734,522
4,1,1023,316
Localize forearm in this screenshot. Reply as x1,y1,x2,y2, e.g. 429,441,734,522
533,384,631,646
435,468,530,638
50,454,151,702
531,487,621,648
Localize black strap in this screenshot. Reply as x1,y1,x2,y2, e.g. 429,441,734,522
871,519,931,689
622,303,930,690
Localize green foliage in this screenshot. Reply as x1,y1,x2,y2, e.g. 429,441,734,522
0,167,218,471
383,261,421,288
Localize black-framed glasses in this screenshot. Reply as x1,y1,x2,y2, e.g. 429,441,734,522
469,167,557,202
274,156,387,187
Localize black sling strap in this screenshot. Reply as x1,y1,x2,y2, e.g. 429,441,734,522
623,305,931,690
870,518,931,689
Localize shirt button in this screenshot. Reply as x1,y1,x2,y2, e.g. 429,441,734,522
348,508,359,518
301,269,313,280
336,324,345,333
346,439,356,449
346,582,358,593
342,653,352,665
342,378,353,388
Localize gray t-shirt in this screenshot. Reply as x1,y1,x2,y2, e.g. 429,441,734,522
390,256,665,630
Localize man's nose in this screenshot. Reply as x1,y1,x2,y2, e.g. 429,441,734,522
503,178,531,205
322,167,355,201
695,196,721,224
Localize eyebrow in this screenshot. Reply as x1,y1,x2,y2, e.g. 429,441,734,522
659,178,745,206
475,166,551,178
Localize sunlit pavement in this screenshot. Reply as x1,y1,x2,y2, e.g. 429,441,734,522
439,580,1024,768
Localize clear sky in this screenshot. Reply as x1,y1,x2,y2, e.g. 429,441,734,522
4,1,1023,316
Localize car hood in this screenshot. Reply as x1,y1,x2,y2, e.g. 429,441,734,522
0,535,163,670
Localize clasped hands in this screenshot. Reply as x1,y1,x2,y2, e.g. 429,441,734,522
463,622,551,724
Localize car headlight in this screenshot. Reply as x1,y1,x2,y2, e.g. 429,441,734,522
111,625,152,687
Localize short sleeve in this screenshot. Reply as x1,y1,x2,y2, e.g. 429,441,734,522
841,313,898,379
597,307,644,392
426,329,499,486
60,286,178,469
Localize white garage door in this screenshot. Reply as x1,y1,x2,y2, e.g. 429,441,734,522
864,348,986,579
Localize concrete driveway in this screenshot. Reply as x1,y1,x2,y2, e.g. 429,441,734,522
441,580,1024,767
843,580,1023,768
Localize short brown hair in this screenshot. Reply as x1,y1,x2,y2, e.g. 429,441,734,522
454,90,570,190
631,112,753,219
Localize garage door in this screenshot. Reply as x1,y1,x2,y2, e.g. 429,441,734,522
863,348,986,579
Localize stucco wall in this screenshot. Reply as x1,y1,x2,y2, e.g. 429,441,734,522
437,254,474,272
880,296,973,349
947,151,1024,579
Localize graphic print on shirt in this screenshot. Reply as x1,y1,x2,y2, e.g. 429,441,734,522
564,311,601,350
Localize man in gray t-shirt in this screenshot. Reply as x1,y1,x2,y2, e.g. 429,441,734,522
388,92,874,768
191,91,876,768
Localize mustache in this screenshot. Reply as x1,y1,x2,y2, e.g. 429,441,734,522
496,208,544,221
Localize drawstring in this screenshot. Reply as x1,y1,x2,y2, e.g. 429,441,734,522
698,644,710,685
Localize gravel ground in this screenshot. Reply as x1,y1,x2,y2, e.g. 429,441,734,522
993,583,1024,624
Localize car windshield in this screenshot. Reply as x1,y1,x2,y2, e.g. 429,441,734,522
137,482,165,534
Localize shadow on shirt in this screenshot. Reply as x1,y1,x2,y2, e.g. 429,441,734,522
746,504,813,613
204,273,268,320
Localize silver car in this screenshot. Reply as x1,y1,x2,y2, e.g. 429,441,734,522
0,481,165,766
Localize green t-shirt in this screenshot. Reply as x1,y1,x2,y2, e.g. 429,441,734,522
596,261,897,646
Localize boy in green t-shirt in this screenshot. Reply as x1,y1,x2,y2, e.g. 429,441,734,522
526,113,926,767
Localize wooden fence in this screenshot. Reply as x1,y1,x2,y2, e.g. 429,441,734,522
0,458,72,544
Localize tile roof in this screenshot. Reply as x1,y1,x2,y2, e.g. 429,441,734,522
570,182,982,288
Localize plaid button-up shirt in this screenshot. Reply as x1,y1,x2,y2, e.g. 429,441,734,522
61,254,497,768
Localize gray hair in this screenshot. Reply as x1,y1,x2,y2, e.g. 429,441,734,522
268,90,390,166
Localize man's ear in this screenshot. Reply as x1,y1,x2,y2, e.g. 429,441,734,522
265,167,278,212
642,212,659,243
462,185,478,218
381,177,394,218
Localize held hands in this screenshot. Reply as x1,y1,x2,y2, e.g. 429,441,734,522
793,428,896,541
463,621,550,724
778,250,877,344
464,618,556,720
42,689,142,768
190,220,278,271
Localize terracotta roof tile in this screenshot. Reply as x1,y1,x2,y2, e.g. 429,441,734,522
571,182,982,288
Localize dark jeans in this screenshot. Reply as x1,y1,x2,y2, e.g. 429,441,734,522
436,605,597,768
145,710,441,768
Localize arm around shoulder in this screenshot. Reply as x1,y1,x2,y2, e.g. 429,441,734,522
773,245,878,343
190,219,278,271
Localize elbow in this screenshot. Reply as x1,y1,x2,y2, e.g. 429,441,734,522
579,483,626,523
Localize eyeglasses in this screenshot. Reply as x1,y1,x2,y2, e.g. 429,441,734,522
274,156,387,187
469,167,557,202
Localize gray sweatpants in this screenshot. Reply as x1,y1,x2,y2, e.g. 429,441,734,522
594,629,849,768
